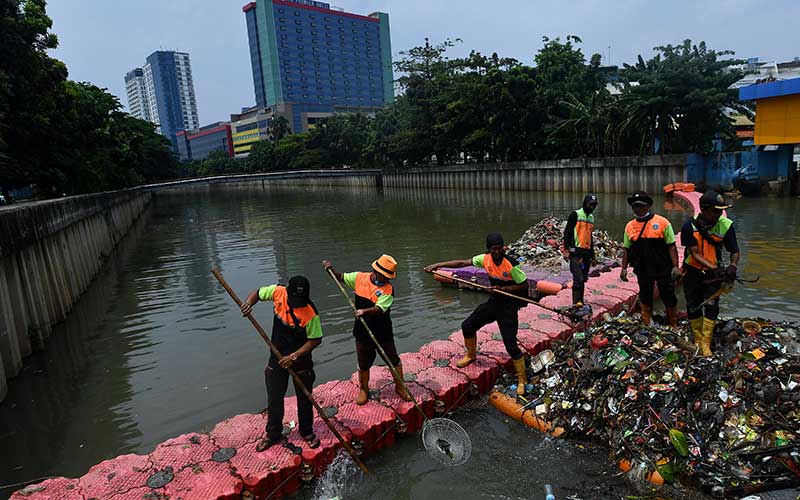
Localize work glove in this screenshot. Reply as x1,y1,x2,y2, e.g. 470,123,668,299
708,267,725,280
725,264,738,284
619,267,628,282
670,267,682,283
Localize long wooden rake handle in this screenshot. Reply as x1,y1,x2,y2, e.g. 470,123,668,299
210,268,369,475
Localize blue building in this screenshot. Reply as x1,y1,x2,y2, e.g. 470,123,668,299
242,0,392,133
126,51,199,151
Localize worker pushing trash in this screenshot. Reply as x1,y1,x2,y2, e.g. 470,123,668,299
424,233,530,395
322,255,413,404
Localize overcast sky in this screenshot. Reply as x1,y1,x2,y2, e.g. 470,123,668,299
47,0,800,124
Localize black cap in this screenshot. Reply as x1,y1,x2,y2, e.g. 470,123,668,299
287,275,310,307
583,194,598,206
699,191,731,210
486,232,504,249
627,191,653,207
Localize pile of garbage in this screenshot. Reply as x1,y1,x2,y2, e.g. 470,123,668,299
499,316,800,498
506,217,622,270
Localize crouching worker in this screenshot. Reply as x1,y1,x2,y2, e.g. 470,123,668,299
323,255,412,404
240,276,323,451
424,233,529,395
619,191,681,328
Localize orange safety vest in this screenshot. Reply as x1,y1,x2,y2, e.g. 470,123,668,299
272,285,317,329
481,253,526,304
270,285,319,369
354,272,393,306
574,208,594,250
624,214,670,242
482,253,516,285
684,217,733,271
352,272,393,339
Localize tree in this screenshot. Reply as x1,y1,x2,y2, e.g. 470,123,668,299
196,149,236,177
0,0,67,193
620,40,748,154
268,116,290,141
246,140,276,172
0,1,178,195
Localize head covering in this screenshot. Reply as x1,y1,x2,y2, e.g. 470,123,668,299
485,232,505,249
287,275,311,307
627,191,653,207
371,254,397,279
583,194,599,207
699,191,731,210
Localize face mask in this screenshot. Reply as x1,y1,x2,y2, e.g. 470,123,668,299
635,211,652,221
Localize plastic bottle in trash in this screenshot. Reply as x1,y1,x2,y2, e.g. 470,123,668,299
545,484,555,500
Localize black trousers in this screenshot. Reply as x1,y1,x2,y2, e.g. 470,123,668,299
570,253,591,302
356,338,401,371
265,364,316,441
461,299,522,360
683,266,720,320
637,274,678,308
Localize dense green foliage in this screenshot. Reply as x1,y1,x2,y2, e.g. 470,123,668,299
0,0,178,196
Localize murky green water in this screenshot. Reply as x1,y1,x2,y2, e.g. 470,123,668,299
2,186,798,499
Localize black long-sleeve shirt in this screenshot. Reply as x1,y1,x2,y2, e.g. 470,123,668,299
564,211,578,249
564,210,593,255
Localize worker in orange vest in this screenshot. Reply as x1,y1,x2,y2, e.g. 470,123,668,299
679,191,740,356
619,191,681,327
323,255,412,404
424,233,530,395
563,194,598,306
240,276,323,451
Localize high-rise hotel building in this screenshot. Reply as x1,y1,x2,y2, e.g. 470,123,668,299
125,51,199,149
242,0,393,133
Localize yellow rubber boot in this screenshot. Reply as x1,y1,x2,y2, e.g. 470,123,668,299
666,306,678,329
701,318,716,357
356,370,369,405
513,357,528,396
392,364,413,402
640,304,652,325
690,318,705,355
456,336,477,368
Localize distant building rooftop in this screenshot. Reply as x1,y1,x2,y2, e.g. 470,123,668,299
730,58,800,89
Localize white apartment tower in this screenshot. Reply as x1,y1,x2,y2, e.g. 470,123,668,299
125,51,199,149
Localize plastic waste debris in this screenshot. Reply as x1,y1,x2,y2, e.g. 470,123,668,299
494,313,800,498
506,217,622,270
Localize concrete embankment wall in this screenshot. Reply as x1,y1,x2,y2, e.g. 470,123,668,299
148,169,382,191
0,190,152,401
383,155,688,194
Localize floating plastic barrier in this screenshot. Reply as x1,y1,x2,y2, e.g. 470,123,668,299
488,390,565,437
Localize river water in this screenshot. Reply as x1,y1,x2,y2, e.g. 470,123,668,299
2,186,798,499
